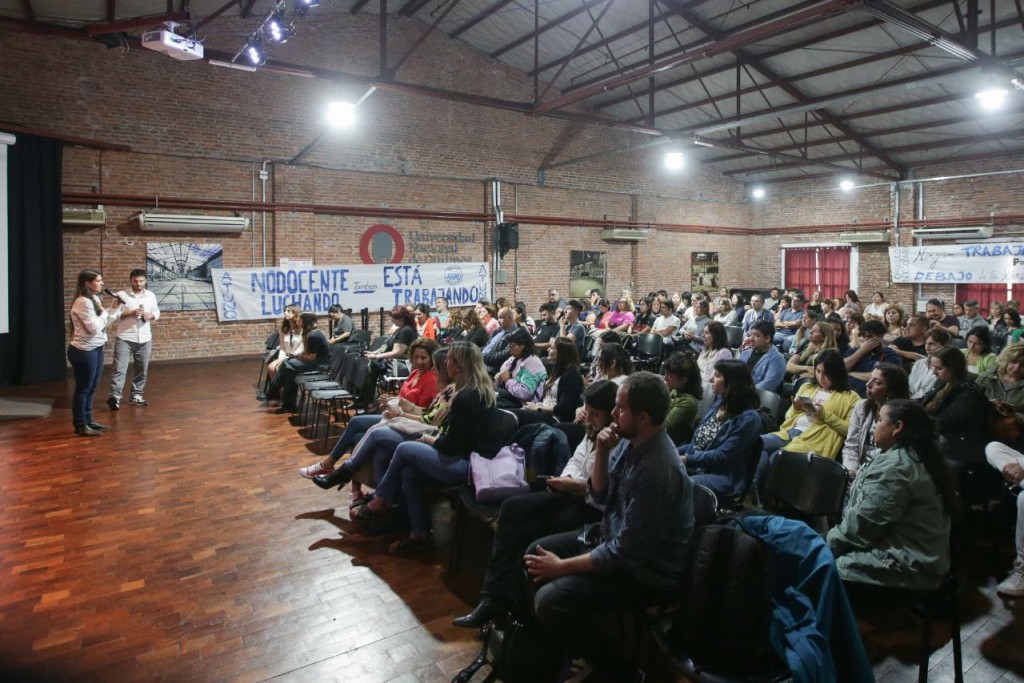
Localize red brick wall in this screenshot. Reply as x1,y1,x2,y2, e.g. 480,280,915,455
4,14,1024,364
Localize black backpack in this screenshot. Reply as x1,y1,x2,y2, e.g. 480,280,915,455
452,613,562,683
655,523,786,679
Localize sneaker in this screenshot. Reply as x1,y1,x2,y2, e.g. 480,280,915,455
107,396,120,410
129,395,147,406
997,559,1024,597
298,461,334,479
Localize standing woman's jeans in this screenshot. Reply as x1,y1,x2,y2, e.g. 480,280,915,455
67,345,104,429
374,441,469,536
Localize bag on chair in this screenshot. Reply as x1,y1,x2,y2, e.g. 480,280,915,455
470,444,529,503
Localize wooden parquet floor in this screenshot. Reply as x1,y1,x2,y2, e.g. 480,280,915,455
0,358,1023,682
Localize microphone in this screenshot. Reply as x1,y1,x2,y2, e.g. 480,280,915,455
104,288,127,304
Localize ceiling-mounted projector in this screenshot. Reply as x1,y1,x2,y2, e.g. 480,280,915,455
142,22,203,61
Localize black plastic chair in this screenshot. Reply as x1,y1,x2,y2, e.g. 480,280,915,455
725,325,745,349
693,484,718,527
255,330,280,398
634,332,664,371
763,451,848,533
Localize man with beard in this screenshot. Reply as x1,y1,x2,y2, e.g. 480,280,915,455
524,372,695,681
107,269,160,409
452,380,618,629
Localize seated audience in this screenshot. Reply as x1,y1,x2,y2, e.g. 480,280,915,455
459,308,490,348
680,359,761,502
650,298,681,343
882,303,906,343
524,372,694,682
989,300,1008,345
452,380,618,629
607,297,635,334
925,298,960,337
586,298,613,333
908,327,950,399
843,319,901,397
351,342,502,554
845,313,865,350
730,293,748,323
842,289,862,316
1005,307,1023,346
919,345,990,466
479,303,500,335
303,343,445,500
828,312,852,354
270,312,330,413
697,321,733,383
482,306,517,373
741,294,775,340
807,290,824,315
985,439,1024,596
976,344,1024,410
786,320,836,382
959,299,988,338
862,291,888,320
533,303,560,350
546,288,567,319
764,287,781,311
414,303,437,340
629,298,656,334
786,308,819,353
433,296,450,335
889,314,929,372
367,306,418,365
266,304,303,389
774,295,804,347
519,338,584,424
714,297,735,325
828,400,956,591
674,299,711,353
963,325,997,375
740,320,786,392
841,363,910,475
559,299,588,354
327,304,355,345
495,328,548,408
592,342,634,386
756,349,859,495
662,352,702,445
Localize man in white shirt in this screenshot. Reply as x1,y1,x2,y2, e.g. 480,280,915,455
107,269,160,409
742,294,775,340
651,299,680,345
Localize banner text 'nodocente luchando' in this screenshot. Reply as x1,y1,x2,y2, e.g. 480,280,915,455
211,262,490,321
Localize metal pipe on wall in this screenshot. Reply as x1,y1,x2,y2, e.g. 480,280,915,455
491,178,502,298
260,160,271,267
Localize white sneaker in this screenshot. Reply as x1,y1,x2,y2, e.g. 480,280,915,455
298,461,334,479
996,559,1024,597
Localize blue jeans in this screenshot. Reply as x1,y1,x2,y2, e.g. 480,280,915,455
343,425,410,485
374,441,469,535
754,428,803,499
328,414,383,462
68,345,104,428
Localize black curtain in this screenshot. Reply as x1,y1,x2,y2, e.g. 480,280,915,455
0,133,65,385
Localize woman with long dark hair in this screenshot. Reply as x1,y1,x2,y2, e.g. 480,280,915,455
662,352,703,445
495,328,548,408
919,345,990,466
697,321,733,383
68,269,122,436
680,359,761,501
628,298,656,334
841,363,910,474
459,308,490,348
594,342,634,385
963,326,997,375
519,337,583,424
829,399,957,590
267,303,302,387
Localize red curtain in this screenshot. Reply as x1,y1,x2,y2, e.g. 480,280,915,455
784,248,817,295
958,284,1024,310
819,247,851,300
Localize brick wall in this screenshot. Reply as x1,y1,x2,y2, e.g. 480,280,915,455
3,14,1024,365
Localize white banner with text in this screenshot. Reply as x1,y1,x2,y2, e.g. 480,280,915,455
889,243,1024,284
211,262,490,321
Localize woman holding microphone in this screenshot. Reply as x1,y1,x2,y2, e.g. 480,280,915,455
68,269,121,436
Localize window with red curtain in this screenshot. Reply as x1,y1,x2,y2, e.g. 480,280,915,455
783,246,851,300
784,248,817,296
957,284,1024,311
819,247,851,300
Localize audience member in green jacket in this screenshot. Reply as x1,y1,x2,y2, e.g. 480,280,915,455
662,352,702,445
828,399,958,591
976,343,1024,411
962,326,997,375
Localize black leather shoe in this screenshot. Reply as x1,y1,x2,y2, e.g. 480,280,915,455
88,422,111,431
313,467,353,490
76,425,102,437
452,599,501,629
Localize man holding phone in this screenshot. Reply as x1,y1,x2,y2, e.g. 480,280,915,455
453,380,619,629
522,372,695,681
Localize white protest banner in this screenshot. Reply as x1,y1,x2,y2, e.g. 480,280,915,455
211,262,491,321
889,243,1024,284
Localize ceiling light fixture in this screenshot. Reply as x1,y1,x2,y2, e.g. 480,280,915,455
839,179,855,191
664,151,685,171
266,11,293,43
751,187,766,199
326,101,357,129
245,37,265,66
975,87,1008,111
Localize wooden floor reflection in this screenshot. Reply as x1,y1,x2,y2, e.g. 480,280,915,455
0,358,1022,682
